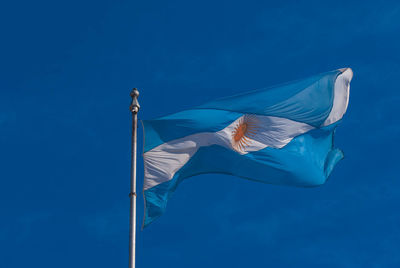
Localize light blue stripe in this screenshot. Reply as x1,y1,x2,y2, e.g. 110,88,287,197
197,70,341,126
143,124,343,227
143,70,342,152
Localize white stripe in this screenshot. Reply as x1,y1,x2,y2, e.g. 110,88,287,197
323,68,353,126
143,115,314,190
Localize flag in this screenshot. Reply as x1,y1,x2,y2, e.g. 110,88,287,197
142,68,353,227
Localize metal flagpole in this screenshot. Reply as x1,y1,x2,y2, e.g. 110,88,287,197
129,88,140,268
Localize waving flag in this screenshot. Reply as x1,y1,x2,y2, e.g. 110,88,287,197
142,68,353,227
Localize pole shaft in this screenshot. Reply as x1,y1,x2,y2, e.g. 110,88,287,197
129,89,140,268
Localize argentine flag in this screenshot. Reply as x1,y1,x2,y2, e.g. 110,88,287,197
142,68,353,227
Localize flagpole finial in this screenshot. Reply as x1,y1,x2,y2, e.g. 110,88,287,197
130,88,140,114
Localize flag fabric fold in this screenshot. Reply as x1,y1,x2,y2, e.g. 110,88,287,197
142,68,353,227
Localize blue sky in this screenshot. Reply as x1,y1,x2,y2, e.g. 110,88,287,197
1,0,400,267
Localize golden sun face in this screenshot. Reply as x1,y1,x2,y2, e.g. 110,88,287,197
231,114,259,152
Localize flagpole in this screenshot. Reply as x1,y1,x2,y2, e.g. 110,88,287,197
129,88,140,268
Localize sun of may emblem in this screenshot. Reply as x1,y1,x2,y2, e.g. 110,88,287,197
231,114,259,152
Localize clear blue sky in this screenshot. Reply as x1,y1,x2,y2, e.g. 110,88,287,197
1,0,400,267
